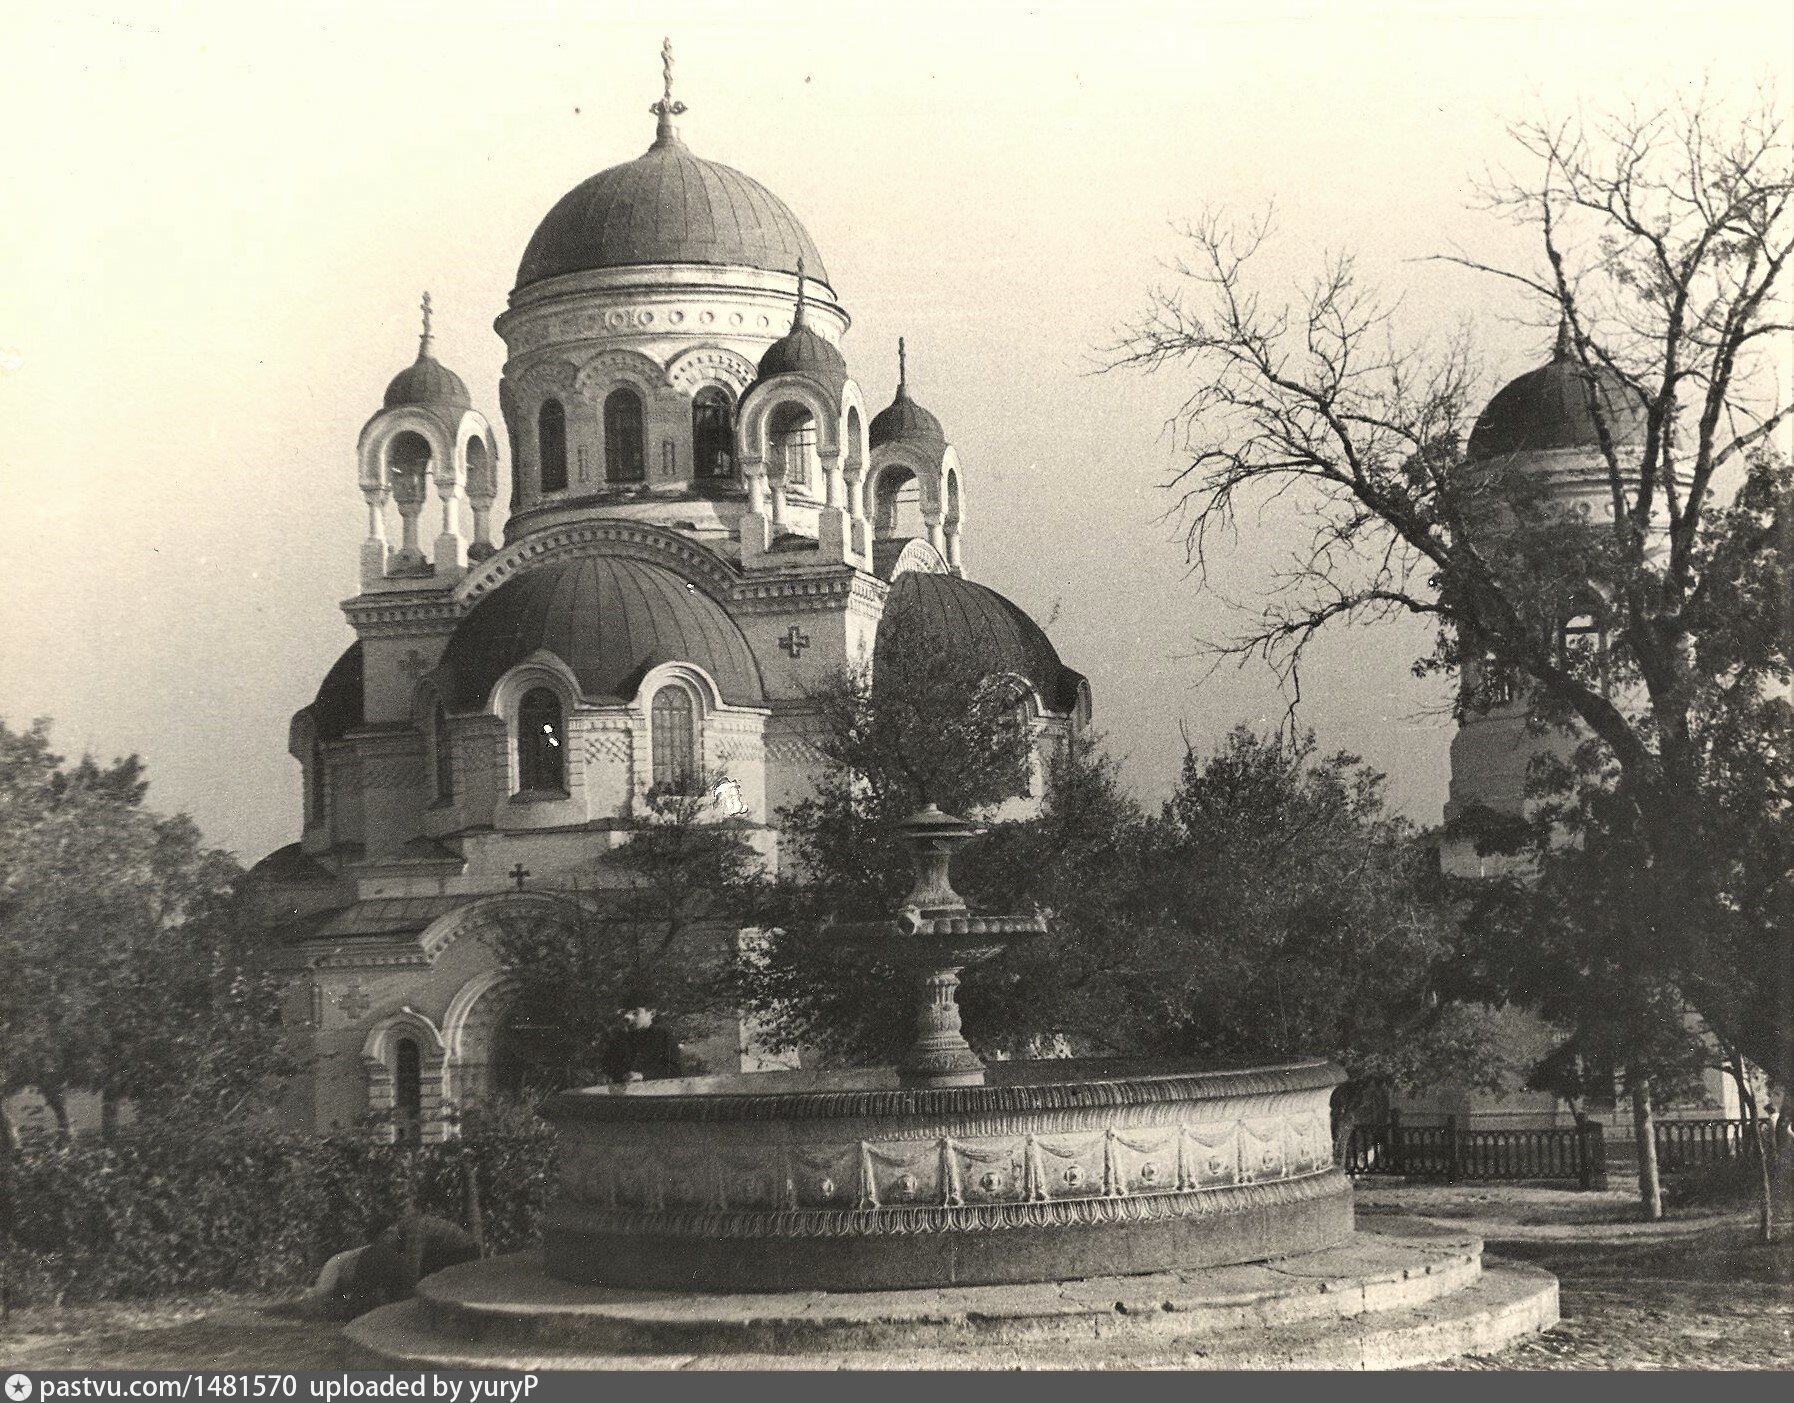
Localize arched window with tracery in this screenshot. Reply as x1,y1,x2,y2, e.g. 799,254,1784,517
651,685,697,794
517,688,566,793
538,399,568,493
394,1037,422,1146
432,702,454,802
692,386,734,480
605,387,646,483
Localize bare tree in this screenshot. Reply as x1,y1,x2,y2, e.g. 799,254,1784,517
1109,91,1793,1104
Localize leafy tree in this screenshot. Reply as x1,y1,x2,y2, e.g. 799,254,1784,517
1455,770,1713,1218
485,781,766,1091
735,603,1034,1064
0,717,293,1145
1108,91,1794,1101
1151,731,1511,1140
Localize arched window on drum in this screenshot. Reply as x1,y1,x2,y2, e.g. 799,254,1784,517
605,387,646,484
537,399,568,493
650,685,698,794
692,386,734,480
517,688,566,793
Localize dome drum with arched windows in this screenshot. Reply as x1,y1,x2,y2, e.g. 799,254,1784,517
1467,322,1646,467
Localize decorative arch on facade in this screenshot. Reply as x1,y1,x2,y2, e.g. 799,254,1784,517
573,346,671,399
362,1008,447,1144
633,660,768,811
665,344,757,398
883,537,949,579
419,890,582,963
356,406,456,496
455,520,742,609
441,969,508,1111
736,377,844,471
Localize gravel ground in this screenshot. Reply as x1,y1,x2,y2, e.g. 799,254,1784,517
1437,1226,1794,1370
1,1297,341,1371
3,1185,1788,1371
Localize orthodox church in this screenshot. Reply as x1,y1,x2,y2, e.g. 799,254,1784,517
253,51,1090,1141
1427,327,1742,1127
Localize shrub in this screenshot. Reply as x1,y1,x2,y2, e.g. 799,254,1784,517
1,1123,553,1305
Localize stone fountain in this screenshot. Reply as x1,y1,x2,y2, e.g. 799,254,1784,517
347,809,1560,1368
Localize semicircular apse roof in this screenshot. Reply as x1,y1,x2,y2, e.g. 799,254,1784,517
436,556,765,710
876,570,1086,715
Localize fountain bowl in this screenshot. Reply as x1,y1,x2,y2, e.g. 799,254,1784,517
540,1054,1350,1292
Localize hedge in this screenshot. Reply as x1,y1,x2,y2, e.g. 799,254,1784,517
0,1127,554,1306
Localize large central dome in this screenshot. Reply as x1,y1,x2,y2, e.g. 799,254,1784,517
515,128,829,292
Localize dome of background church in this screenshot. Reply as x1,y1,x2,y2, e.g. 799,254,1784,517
515,127,830,292
1468,326,1645,462
876,571,1087,715
434,556,766,710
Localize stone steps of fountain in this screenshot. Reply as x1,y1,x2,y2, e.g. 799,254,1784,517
342,1228,1559,1369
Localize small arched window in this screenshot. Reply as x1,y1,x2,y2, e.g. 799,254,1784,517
517,688,566,793
538,399,568,493
308,740,328,826
395,1037,422,1146
692,387,734,480
651,685,697,794
605,387,646,483
432,703,454,802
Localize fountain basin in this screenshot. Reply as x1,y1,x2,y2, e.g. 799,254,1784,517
539,1056,1351,1291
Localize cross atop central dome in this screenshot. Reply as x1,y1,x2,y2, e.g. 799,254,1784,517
514,41,830,293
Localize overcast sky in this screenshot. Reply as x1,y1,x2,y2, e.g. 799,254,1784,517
2,0,1788,862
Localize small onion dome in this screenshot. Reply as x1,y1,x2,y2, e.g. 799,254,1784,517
435,555,766,710
304,642,364,741
876,571,1087,715
755,320,847,387
383,294,472,410
869,387,944,450
383,353,471,411
869,339,945,450
1468,322,1644,462
755,266,845,390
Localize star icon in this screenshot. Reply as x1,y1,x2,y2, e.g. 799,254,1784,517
7,1374,35,1401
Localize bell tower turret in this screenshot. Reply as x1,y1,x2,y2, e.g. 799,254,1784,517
355,294,500,590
